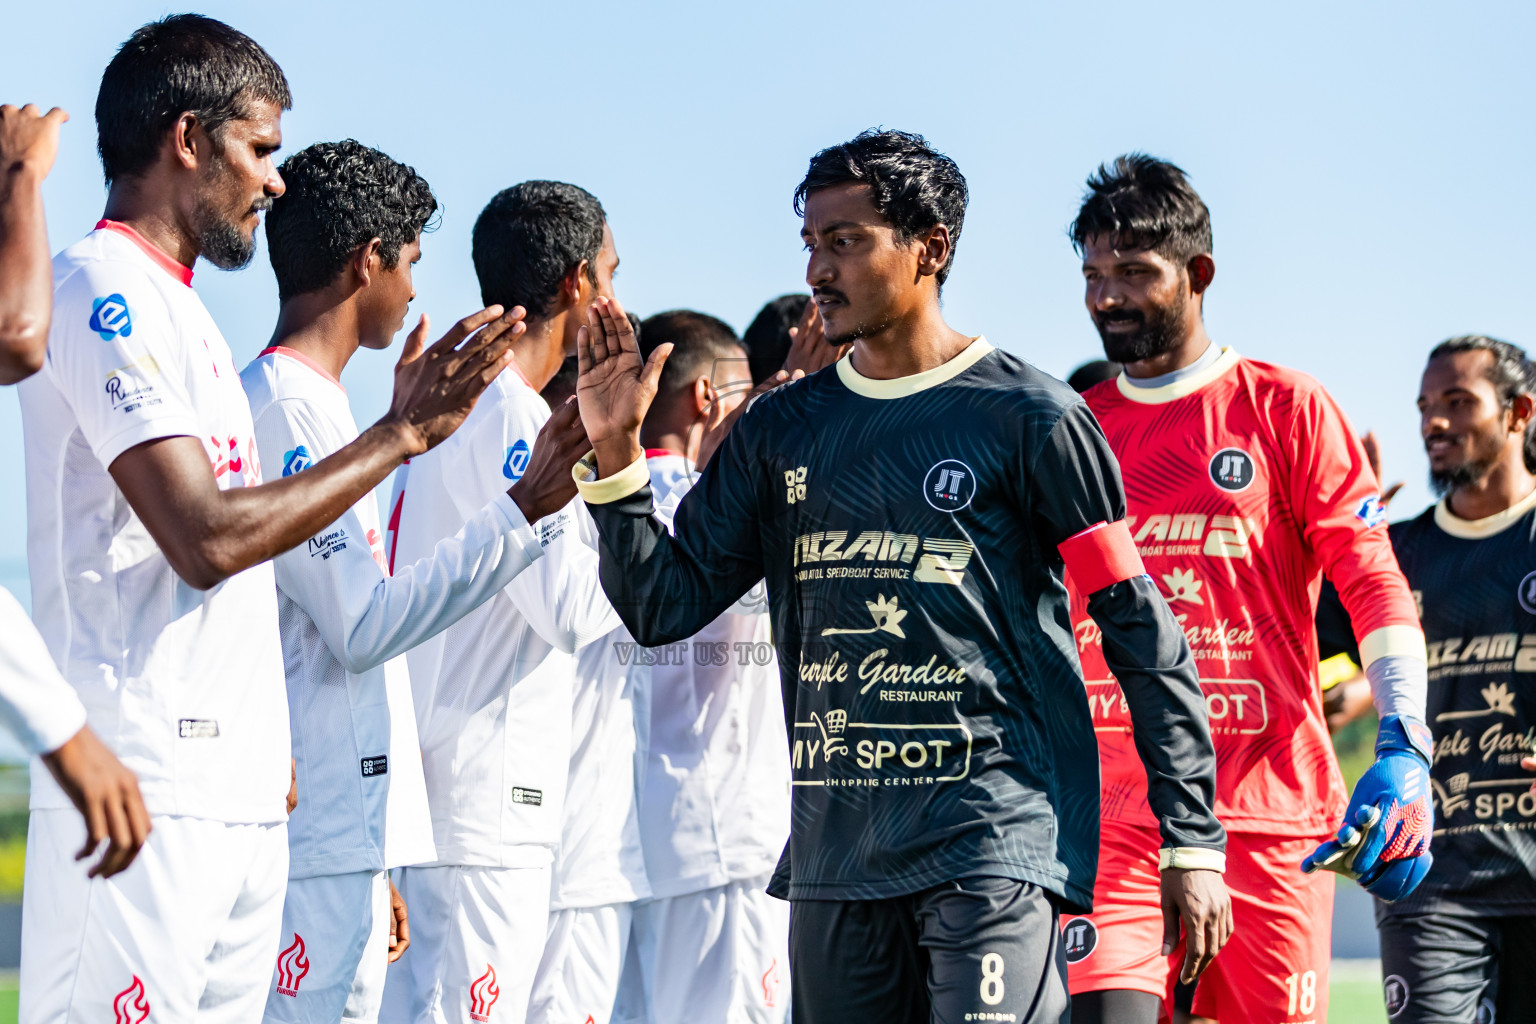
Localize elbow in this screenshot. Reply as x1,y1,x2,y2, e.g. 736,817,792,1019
0,323,47,384
169,542,243,592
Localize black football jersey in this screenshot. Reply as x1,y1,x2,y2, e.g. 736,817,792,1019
584,341,1223,909
1323,498,1536,916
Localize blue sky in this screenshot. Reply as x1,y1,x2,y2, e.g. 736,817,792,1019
2,0,1533,606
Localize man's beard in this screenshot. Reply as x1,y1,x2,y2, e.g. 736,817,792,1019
190,156,271,270
1427,431,1503,497
1093,293,1187,364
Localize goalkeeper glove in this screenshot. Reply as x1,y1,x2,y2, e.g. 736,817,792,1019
1301,714,1434,902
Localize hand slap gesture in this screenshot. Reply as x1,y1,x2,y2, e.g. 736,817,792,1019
383,305,526,456
576,296,670,472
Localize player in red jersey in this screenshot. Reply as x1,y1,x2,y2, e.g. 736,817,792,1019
1063,155,1434,1024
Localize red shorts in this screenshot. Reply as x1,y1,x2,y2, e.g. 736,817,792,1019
1064,820,1334,1024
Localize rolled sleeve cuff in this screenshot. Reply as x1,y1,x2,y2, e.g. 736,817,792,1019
1159,847,1227,873
573,452,650,505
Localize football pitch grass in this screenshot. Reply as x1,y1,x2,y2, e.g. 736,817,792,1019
0,965,1390,1023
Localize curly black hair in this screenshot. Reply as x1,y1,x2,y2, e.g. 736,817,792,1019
794,129,968,286
265,140,438,301
472,181,607,319
97,14,291,185
1069,154,1212,264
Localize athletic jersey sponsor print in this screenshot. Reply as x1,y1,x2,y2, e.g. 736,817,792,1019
275,932,310,996
470,964,500,1021
1073,349,1420,836
112,976,149,1024
583,340,1221,908
1320,492,1536,916
20,222,288,823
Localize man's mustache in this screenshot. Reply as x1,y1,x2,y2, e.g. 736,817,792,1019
1096,309,1143,325
249,196,274,214
1424,432,1460,451
813,287,849,305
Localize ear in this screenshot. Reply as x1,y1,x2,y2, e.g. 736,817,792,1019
351,237,384,289
693,375,713,418
171,112,201,172
1187,254,1216,295
915,224,953,281
561,259,591,310
1509,392,1535,436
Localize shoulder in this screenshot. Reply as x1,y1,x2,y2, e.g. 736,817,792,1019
1231,356,1334,413
966,349,1089,444
1390,506,1438,546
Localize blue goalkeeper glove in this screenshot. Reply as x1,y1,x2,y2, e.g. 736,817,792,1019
1301,715,1434,902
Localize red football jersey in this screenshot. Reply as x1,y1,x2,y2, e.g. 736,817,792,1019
1072,349,1421,836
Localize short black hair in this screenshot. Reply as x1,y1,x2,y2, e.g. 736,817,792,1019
472,181,606,318
1066,359,1122,394
743,294,809,385
1429,334,1536,471
96,14,291,185
1069,154,1212,264
265,141,437,302
640,310,747,398
794,129,968,286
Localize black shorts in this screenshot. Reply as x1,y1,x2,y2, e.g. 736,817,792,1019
1377,910,1536,1023
789,876,1069,1024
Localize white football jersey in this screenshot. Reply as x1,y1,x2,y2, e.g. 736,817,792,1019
639,454,791,898
242,347,551,877
20,221,288,823
0,588,87,756
388,364,618,868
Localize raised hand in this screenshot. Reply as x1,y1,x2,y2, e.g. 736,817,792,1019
40,724,152,878
0,104,68,178
783,298,849,377
576,296,671,476
381,306,525,456
1361,431,1405,506
509,396,591,523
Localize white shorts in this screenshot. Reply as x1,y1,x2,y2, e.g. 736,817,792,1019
263,870,391,1024
379,863,552,1024
20,808,288,1024
528,903,634,1024
617,877,789,1024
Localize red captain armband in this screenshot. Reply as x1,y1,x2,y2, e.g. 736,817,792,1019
1057,520,1145,595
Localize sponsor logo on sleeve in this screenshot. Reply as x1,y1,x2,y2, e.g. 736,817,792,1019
308,529,349,560
90,294,133,341
923,458,976,512
177,718,220,739
470,964,500,1021
502,440,531,481
361,755,388,777
112,975,150,1024
275,933,310,996
1062,918,1098,963
510,786,542,806
1208,447,1255,492
1356,494,1388,528
104,355,163,414
282,445,312,477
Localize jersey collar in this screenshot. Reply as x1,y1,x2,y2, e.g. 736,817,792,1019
259,345,347,392
96,219,194,288
1114,347,1241,404
1434,486,1536,539
835,336,993,400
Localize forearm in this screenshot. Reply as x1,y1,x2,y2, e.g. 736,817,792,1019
0,590,87,755
1089,575,1226,855
0,164,51,383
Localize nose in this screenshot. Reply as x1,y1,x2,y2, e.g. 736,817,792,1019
1090,280,1122,311
1422,411,1449,438
266,165,286,199
806,245,833,289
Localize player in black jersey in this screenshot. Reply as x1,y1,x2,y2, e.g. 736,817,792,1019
570,130,1231,1024
1320,335,1536,1023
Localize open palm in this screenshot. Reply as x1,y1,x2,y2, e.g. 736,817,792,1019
576,295,671,449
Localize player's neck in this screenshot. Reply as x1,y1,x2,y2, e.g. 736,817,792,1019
847,303,971,380
512,316,569,392
640,420,698,464
101,178,201,271
1450,455,1536,522
1122,324,1214,380
268,296,361,383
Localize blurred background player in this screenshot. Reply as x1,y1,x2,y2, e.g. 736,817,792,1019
610,310,792,1024
528,308,654,1024
381,180,620,1023
17,16,519,1020
572,129,1229,1024
0,100,149,880
1318,336,1536,1023
741,291,848,387
247,140,589,1024
1064,154,1432,1024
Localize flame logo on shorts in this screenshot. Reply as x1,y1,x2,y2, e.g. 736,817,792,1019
112,976,150,1024
762,958,782,1007
276,933,310,996
470,964,500,1021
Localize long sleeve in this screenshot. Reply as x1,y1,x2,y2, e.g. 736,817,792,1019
1033,403,1226,855
577,412,767,646
253,396,548,674
0,588,87,756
